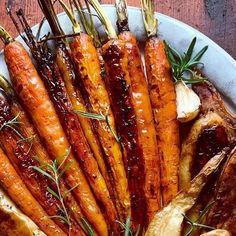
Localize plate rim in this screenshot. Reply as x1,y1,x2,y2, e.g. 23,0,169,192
1,4,236,67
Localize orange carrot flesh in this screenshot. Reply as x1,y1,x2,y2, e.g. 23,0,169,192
102,38,146,229
119,31,161,223
70,33,130,222
55,44,109,191
7,89,86,233
0,89,83,235
144,38,180,205
4,40,108,236
0,148,66,236
34,40,117,232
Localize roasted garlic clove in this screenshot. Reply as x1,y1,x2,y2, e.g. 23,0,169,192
175,80,201,123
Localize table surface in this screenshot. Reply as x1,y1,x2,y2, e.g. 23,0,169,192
0,0,236,59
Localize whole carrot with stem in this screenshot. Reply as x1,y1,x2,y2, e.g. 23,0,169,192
0,75,86,233
37,0,119,232
57,0,130,223
116,0,161,224
0,23,107,235
38,0,109,197
0,147,66,236
141,0,180,205
89,0,146,230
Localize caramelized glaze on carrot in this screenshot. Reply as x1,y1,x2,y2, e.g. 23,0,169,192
103,39,146,229
4,40,107,235
119,31,161,223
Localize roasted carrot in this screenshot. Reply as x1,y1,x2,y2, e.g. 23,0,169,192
116,0,161,224
1,25,107,235
0,75,86,232
90,0,146,229
0,81,83,235
0,148,66,236
55,0,130,223
141,0,180,205
35,1,119,232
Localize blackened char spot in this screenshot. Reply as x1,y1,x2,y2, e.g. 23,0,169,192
192,125,228,178
103,43,147,227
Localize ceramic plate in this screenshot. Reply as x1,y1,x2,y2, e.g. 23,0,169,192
0,5,236,112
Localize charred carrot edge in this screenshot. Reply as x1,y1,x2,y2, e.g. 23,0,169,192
36,1,118,231
0,148,66,236
141,0,180,206
102,39,146,230
55,43,110,194
0,87,83,235
3,37,107,235
72,0,123,219
70,33,129,220
116,0,161,224
0,75,86,233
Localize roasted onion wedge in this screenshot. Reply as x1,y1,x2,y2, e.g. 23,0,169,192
0,187,46,236
145,148,231,236
206,147,236,234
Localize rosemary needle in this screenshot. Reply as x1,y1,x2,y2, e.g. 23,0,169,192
165,37,208,85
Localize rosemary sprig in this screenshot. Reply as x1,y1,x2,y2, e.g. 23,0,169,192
183,201,215,236
80,217,94,236
17,134,36,155
32,147,76,235
116,216,141,236
0,112,24,139
165,37,208,85
74,110,122,149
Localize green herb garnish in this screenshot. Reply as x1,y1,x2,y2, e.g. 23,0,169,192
80,217,95,236
183,201,215,236
74,110,122,149
165,37,208,84
116,216,141,236
32,147,76,235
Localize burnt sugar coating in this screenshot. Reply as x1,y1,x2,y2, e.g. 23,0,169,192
193,125,229,178
103,40,147,229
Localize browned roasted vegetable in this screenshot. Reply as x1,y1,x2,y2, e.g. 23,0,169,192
67,0,130,223
193,80,236,140
0,147,66,236
141,0,180,206
0,187,46,236
2,21,107,235
145,148,230,236
206,147,236,234
0,84,83,235
0,75,86,231
179,112,229,188
180,80,236,236
116,0,160,224
89,0,149,229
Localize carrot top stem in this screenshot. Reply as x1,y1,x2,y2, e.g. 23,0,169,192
38,0,64,36
57,0,81,34
88,0,117,39
141,0,158,38
73,0,101,47
115,0,129,32
0,26,13,44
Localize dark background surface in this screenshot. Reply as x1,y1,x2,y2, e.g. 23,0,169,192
0,0,236,59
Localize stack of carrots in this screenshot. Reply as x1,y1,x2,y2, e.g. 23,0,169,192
0,0,181,235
